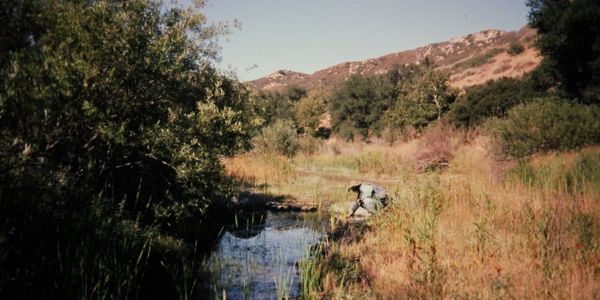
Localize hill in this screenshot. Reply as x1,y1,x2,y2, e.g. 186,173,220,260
251,26,540,91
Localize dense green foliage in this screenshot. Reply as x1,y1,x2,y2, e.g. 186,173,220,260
294,90,327,135
384,70,457,131
328,66,455,140
488,97,600,158
329,74,392,140
451,77,545,127
0,0,256,297
329,66,421,140
528,0,600,104
252,119,300,157
254,85,307,127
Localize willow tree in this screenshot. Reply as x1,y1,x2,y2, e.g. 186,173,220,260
0,0,257,297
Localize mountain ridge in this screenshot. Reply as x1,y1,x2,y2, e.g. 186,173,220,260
251,26,541,91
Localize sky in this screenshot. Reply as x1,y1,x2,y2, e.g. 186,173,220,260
199,0,530,81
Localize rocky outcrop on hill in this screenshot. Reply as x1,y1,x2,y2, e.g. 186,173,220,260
251,26,540,91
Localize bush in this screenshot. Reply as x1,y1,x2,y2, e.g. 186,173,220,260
507,42,525,55
451,77,545,127
253,119,300,157
414,120,460,172
299,135,324,156
488,97,600,158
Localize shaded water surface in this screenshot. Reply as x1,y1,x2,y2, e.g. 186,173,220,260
204,211,328,299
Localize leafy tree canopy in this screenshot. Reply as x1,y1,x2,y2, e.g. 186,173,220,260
451,77,547,127
384,70,457,131
328,66,417,140
528,0,600,104
254,85,307,127
294,89,327,135
0,0,257,296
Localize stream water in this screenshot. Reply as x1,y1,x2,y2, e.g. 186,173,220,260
203,210,329,299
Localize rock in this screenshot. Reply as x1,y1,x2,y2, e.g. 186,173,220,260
265,202,318,213
301,206,317,212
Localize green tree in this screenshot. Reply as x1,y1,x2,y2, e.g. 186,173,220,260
384,71,456,130
0,0,256,297
328,67,409,140
527,0,600,104
294,90,327,135
329,75,380,139
254,85,307,127
451,77,546,127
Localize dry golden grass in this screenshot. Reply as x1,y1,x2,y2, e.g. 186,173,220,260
449,45,542,90
226,134,600,299
323,140,600,299
223,152,294,186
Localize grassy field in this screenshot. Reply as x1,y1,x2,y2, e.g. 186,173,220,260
224,126,600,299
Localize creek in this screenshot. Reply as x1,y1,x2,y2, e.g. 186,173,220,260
203,210,329,299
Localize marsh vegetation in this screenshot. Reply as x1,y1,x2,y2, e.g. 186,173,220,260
2,0,600,299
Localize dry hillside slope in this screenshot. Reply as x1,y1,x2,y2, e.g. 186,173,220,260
251,26,540,91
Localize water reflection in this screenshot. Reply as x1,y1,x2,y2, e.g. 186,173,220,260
204,211,328,299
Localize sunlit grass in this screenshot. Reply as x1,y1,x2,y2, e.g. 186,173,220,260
319,141,600,299
226,131,600,299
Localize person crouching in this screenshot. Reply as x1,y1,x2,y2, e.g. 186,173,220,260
346,181,388,218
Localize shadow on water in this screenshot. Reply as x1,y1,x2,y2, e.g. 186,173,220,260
202,210,329,299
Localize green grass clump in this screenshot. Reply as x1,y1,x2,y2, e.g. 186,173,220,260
507,149,600,196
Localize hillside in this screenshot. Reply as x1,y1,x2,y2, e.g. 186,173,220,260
251,26,540,91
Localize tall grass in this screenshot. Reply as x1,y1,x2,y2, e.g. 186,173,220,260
225,127,600,299
57,222,153,300
298,246,323,300
55,201,211,300
281,136,600,298
507,148,600,197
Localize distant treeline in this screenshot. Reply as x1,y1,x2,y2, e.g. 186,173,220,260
252,0,600,158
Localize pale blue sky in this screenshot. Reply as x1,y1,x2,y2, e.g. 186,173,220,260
200,0,530,81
